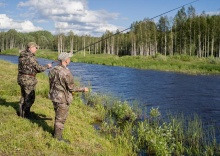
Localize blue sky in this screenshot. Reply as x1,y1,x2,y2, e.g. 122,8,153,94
0,0,219,36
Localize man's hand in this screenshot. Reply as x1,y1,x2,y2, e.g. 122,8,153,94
47,63,52,68
84,87,89,92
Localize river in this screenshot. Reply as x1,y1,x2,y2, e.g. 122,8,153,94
1,54,220,129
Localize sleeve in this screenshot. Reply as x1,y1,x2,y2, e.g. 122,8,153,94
65,72,85,92
65,72,75,92
31,57,49,73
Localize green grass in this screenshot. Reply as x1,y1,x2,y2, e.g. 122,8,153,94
0,60,133,156
1,50,220,155
72,53,220,75
89,94,220,155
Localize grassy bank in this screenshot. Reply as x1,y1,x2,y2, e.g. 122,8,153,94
2,48,220,75
1,59,220,155
0,60,133,156
72,53,220,75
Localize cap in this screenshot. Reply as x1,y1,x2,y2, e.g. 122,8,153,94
58,52,73,61
27,42,38,49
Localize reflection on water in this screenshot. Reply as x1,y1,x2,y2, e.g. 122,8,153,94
1,54,220,128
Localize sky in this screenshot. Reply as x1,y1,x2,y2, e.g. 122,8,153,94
0,0,219,36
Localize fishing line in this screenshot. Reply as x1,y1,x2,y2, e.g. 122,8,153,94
72,0,199,54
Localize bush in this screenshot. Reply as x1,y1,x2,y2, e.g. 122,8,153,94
111,101,137,123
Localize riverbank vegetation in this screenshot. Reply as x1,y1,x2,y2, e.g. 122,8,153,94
0,60,133,156
72,52,220,75
2,48,220,75
1,60,220,155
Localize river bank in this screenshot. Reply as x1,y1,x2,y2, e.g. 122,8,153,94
1,59,220,155
0,60,132,156
2,48,220,75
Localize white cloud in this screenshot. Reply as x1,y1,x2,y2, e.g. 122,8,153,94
54,20,120,36
0,2,6,7
19,21,43,32
0,14,42,32
17,0,121,36
206,11,220,16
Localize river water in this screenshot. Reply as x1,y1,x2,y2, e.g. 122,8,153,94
1,54,220,128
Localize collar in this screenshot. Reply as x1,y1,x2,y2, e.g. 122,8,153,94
27,50,35,56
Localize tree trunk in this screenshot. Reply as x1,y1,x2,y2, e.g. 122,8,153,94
83,36,85,57
155,33,157,56
1,33,5,51
10,36,14,49
198,35,202,57
70,37,73,53
171,28,173,56
218,43,220,57
189,22,192,56
164,32,167,56
111,36,114,55
207,33,209,57
133,39,136,56
211,36,214,57
204,35,207,57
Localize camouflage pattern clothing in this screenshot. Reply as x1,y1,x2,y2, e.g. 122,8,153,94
48,65,75,104
48,64,83,140
17,50,49,117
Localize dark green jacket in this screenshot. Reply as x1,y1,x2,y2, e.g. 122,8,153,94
17,50,49,90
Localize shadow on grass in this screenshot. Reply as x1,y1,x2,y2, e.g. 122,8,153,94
0,97,54,136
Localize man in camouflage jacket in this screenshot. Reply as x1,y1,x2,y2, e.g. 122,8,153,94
17,42,52,118
48,52,88,143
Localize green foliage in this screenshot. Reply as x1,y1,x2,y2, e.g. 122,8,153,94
1,55,220,155
207,56,220,64
0,60,133,156
36,50,58,61
36,74,50,98
1,11,220,58
150,107,161,118
73,53,220,75
137,121,176,155
1,48,20,55
111,101,137,123
172,54,192,62
154,53,167,61
83,92,220,155
3,49,220,75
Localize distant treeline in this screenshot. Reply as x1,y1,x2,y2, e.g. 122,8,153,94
0,6,220,57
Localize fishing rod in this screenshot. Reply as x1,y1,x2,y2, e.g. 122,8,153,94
73,0,199,54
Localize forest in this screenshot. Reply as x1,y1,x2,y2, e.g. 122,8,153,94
0,5,220,58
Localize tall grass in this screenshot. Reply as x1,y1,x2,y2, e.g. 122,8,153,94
83,92,220,155
72,53,220,75
0,60,133,156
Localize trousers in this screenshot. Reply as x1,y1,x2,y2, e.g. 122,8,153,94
19,87,35,117
53,102,69,138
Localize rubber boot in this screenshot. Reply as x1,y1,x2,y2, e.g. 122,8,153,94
54,128,70,144
20,104,25,118
25,107,31,118
18,96,24,117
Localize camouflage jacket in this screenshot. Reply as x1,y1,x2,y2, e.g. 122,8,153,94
48,65,81,104
17,50,49,88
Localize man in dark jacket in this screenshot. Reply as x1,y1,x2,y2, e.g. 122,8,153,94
17,42,52,118
48,52,88,143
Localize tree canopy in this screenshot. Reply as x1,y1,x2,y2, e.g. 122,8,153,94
1,6,220,57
